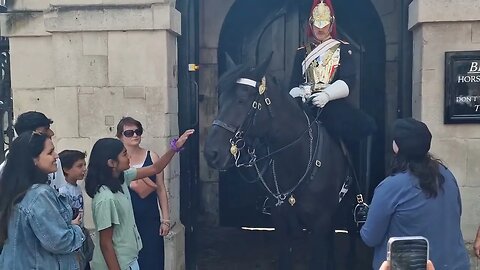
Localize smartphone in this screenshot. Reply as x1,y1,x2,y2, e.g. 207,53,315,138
72,208,80,220
387,236,429,270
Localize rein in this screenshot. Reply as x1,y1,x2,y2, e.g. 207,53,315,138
254,114,316,206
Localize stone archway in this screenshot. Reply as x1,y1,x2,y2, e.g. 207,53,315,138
195,0,392,268
197,0,409,226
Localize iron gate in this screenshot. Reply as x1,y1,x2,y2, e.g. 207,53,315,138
0,5,14,162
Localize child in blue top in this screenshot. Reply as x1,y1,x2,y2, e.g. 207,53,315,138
85,129,194,270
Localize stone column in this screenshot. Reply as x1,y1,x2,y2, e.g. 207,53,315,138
409,0,480,245
0,1,185,269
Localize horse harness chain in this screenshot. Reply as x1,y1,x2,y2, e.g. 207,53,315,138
253,111,315,207
212,76,351,208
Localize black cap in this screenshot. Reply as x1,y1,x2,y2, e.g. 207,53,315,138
14,111,53,135
393,118,432,159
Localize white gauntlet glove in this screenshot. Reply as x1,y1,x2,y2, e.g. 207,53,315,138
311,91,330,108
289,87,304,99
310,80,350,108
289,85,312,102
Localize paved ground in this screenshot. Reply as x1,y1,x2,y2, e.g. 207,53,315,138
195,226,373,270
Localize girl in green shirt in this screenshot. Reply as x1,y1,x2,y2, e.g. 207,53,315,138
85,129,194,270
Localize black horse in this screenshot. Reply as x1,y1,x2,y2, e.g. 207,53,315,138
204,54,351,270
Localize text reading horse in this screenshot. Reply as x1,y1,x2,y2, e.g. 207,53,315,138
204,55,351,270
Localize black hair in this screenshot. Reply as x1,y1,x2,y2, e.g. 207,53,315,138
116,117,143,138
0,132,49,246
84,138,125,198
59,150,86,175
389,153,445,198
14,111,53,135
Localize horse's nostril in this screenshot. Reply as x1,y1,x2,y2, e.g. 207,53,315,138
204,148,218,162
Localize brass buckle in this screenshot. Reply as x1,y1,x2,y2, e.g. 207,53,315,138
356,194,364,204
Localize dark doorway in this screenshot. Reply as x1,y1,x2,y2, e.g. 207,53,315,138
217,0,386,228
184,0,397,269
177,0,199,269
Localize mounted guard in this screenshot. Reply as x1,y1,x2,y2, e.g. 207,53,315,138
289,0,376,143
289,0,376,225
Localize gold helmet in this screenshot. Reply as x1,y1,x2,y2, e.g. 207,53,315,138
309,0,334,29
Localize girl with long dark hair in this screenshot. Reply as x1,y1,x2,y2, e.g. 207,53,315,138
360,118,469,270
0,132,84,269
85,129,194,270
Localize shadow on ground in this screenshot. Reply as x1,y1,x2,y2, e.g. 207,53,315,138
195,226,372,270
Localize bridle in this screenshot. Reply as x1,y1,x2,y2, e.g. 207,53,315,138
212,76,275,167
212,76,318,207
212,76,314,168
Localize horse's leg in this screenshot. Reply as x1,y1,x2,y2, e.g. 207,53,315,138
272,207,294,270
327,226,335,270
347,227,358,270
309,216,334,270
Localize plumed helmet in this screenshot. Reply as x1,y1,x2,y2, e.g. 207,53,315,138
308,0,336,38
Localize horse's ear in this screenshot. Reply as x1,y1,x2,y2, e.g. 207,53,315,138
252,52,273,80
224,53,237,71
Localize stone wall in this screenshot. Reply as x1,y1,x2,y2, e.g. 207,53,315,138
370,0,403,163
0,1,185,269
409,0,480,258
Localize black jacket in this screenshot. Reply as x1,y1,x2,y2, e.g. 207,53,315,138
289,41,376,142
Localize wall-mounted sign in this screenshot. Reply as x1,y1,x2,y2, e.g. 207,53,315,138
445,51,480,124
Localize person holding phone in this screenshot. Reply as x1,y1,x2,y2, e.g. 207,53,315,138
379,260,435,270
360,118,469,270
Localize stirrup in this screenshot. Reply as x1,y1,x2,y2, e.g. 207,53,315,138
353,194,369,226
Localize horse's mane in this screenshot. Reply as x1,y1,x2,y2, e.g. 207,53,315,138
217,64,249,95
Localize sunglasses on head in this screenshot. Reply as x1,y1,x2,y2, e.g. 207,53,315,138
123,129,143,137
28,131,44,143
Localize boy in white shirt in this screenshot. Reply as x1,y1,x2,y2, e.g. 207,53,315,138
59,149,92,269
58,150,87,219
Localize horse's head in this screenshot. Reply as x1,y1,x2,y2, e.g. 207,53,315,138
204,53,275,170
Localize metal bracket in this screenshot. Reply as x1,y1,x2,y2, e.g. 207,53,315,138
188,64,199,72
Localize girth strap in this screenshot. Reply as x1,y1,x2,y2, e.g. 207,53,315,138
307,122,352,204
309,121,325,182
